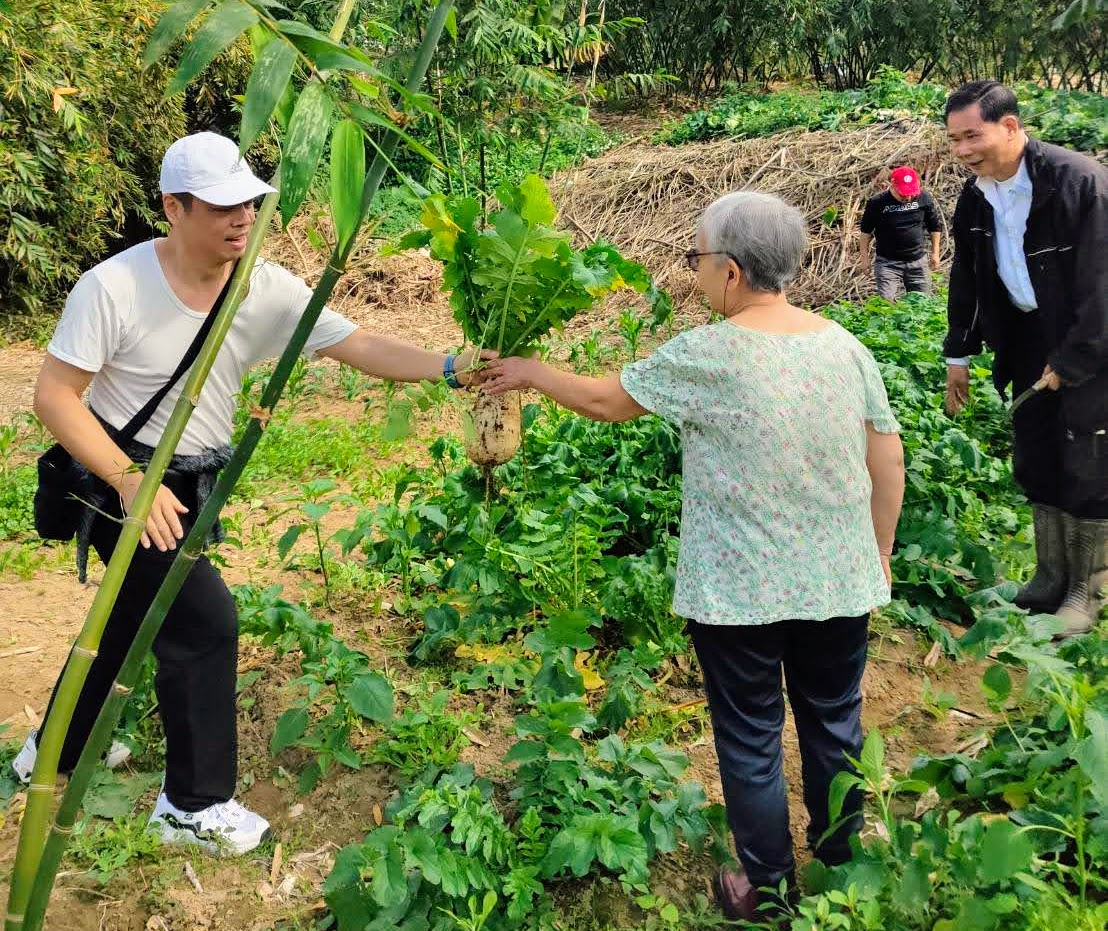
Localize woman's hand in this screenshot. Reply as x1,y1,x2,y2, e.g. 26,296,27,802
880,554,892,588
480,357,544,395
118,471,189,551
454,348,499,387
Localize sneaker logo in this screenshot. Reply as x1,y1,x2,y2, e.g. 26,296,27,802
161,813,225,844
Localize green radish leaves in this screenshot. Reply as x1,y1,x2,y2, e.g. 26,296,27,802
398,175,671,356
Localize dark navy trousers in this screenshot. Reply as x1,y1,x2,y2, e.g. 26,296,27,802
689,614,869,886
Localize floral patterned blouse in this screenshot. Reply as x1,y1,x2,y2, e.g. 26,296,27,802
620,319,900,626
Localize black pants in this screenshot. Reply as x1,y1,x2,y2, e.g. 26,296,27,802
1006,310,1108,519
689,615,868,887
39,475,238,811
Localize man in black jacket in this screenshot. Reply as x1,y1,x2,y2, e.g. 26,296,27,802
943,80,1108,637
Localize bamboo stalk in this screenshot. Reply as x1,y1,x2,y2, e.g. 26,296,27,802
16,4,455,929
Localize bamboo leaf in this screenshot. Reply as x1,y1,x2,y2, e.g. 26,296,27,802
1053,0,1107,29
330,119,366,250
143,0,212,69
274,78,297,132
279,81,335,227
347,102,442,168
166,1,259,98
347,75,381,99
277,19,376,73
240,37,298,152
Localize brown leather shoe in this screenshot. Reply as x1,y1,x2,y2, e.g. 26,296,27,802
713,867,797,924
712,867,761,922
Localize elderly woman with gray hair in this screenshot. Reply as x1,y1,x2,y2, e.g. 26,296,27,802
482,191,905,919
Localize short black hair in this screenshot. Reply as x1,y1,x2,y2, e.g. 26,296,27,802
944,81,1020,124
167,191,194,211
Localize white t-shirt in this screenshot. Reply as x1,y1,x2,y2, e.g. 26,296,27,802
49,240,357,455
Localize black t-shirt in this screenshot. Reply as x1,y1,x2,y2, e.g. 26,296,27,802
859,191,942,260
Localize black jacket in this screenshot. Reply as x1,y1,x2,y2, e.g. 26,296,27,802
943,136,1108,390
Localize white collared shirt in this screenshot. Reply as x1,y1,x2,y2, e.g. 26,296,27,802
977,158,1037,311
947,157,1038,366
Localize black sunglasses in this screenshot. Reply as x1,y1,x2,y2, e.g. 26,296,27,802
684,249,741,271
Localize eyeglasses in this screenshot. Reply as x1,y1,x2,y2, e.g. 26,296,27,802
684,249,741,271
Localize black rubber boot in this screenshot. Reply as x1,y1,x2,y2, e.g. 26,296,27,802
1014,504,1068,613
1054,516,1108,639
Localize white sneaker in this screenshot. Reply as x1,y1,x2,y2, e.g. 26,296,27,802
11,729,37,783
10,729,133,785
148,793,271,856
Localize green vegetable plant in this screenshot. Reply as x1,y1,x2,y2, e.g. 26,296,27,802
664,69,1108,152
392,174,670,466
237,584,395,794
367,687,483,779
270,477,352,607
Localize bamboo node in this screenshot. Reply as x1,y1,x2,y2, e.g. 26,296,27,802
72,646,98,660
28,783,55,794
112,682,134,696
51,821,77,836
123,514,146,529
5,912,24,924
249,405,272,428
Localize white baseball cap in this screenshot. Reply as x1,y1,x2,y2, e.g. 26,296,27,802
159,132,276,206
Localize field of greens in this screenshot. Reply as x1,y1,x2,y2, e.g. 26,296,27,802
1,293,1105,930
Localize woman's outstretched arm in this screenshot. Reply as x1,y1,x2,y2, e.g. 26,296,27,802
481,357,647,423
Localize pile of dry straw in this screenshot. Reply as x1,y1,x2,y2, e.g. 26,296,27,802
550,120,970,316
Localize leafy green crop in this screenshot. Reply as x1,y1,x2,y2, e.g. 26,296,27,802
236,584,394,794
770,625,1108,931
324,656,725,931
664,69,1108,151
393,175,671,356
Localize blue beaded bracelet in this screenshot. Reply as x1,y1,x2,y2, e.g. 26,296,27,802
443,354,462,389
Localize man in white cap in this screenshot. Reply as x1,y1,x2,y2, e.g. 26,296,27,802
15,133,488,855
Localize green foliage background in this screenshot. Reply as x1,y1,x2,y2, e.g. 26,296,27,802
0,1,255,331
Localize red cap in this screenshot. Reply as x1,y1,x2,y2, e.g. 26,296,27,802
890,166,921,198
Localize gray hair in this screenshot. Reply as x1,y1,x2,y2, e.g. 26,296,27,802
698,191,808,293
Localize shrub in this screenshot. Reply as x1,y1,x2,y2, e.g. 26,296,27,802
0,1,253,332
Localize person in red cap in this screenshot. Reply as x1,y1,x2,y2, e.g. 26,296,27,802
857,165,942,300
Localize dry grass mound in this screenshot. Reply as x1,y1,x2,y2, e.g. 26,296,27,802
551,120,970,316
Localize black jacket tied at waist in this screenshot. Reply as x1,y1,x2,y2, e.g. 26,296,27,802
71,413,232,582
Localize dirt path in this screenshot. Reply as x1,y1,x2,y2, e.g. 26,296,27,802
0,343,42,426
